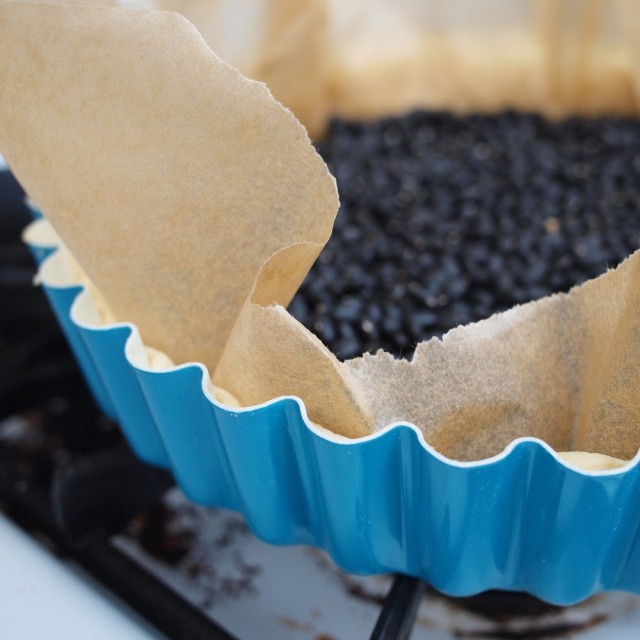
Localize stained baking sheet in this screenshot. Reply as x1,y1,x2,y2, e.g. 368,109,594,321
114,489,640,640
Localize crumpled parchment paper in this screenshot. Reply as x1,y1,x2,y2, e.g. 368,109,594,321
2,2,639,461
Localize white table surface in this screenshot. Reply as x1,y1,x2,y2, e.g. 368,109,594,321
0,513,164,640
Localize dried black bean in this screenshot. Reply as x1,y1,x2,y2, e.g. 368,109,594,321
290,110,640,360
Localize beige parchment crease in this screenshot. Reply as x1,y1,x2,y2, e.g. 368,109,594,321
0,1,337,371
2,2,640,461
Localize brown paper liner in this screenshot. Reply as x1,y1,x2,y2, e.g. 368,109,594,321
3,3,640,463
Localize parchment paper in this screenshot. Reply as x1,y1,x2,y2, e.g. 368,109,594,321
15,1,640,136
2,2,640,461
0,1,337,371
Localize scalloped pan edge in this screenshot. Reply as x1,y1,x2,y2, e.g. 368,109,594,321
22,217,640,604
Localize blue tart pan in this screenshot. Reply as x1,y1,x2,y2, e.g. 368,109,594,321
24,218,640,605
